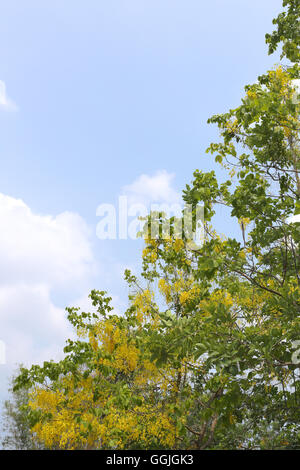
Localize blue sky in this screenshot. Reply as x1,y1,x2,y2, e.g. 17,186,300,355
0,0,283,412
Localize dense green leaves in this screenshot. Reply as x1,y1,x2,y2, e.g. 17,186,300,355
266,0,300,62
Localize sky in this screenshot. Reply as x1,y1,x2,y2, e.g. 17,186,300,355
0,0,283,421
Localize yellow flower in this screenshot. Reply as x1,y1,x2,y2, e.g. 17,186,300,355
158,279,171,303
179,291,190,305
247,90,257,100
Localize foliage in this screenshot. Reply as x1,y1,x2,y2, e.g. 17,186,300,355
265,0,300,62
13,1,300,449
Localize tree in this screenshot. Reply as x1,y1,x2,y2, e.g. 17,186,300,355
1,368,42,450
13,0,300,449
266,0,300,63
13,289,185,449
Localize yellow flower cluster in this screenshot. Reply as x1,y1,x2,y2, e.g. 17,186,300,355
224,118,239,133
114,342,139,372
30,382,177,449
97,320,121,354
247,90,257,100
134,358,158,387
173,238,184,253
133,289,154,323
200,290,233,312
158,272,202,309
94,320,140,372
269,66,290,91
142,242,158,263
179,291,190,304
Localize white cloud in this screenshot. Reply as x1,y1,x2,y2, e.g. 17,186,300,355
0,284,71,368
0,81,17,112
0,194,95,288
0,193,96,368
287,214,300,224
122,170,181,207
